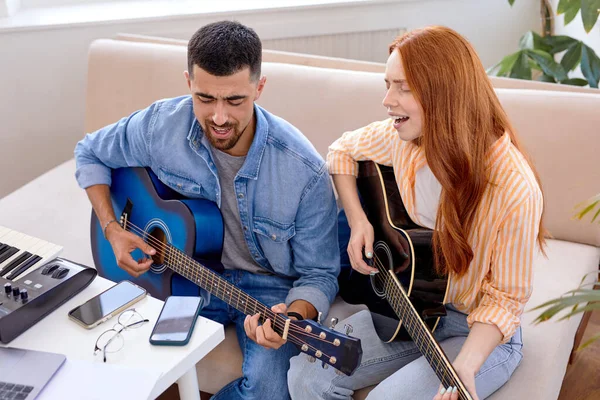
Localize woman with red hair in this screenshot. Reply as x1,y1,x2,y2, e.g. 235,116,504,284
287,26,545,400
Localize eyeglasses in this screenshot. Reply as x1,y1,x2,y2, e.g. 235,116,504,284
93,309,149,362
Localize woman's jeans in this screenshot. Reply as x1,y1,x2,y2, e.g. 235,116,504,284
287,306,523,400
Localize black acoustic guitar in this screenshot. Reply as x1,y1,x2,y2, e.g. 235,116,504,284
339,161,473,399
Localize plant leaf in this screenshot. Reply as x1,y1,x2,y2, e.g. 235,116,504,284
562,78,590,86
581,44,600,88
488,51,522,76
543,35,579,54
592,206,600,222
580,0,600,33
578,333,600,351
507,0,515,5
560,41,583,71
557,0,577,14
564,0,581,25
510,51,532,80
556,302,600,321
526,49,568,81
538,74,557,82
530,289,600,309
519,31,534,50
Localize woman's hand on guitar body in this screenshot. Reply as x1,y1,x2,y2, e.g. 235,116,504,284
105,223,156,277
347,217,379,275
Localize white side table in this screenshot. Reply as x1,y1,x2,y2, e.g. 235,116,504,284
2,276,224,400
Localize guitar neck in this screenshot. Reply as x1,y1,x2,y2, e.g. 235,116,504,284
385,271,473,400
164,245,280,328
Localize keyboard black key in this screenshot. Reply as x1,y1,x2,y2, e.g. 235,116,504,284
0,382,5,389
0,244,11,258
14,393,27,400
6,255,41,281
21,387,32,394
0,247,19,265
0,252,32,277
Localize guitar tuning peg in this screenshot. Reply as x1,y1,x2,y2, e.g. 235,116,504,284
344,324,353,336
329,317,338,329
317,311,323,325
307,356,316,363
321,361,329,369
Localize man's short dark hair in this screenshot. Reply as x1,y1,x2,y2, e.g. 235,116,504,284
188,21,262,82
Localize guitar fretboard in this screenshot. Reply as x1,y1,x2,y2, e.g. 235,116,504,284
165,245,280,325
384,272,472,399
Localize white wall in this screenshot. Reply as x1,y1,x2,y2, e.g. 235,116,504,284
0,0,540,198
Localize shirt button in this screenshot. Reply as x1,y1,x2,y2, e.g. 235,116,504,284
243,226,248,231
253,253,259,258
177,184,182,188
271,234,277,240
209,162,214,166
238,193,244,199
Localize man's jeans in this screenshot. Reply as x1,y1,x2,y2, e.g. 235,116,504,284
200,270,300,400
287,306,523,400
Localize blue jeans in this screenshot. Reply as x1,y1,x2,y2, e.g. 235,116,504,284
199,270,300,400
288,307,523,400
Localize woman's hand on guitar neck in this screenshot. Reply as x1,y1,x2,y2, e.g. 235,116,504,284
433,369,479,400
106,223,156,277
347,217,379,275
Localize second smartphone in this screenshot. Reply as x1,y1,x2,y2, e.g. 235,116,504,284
149,296,203,346
68,280,147,329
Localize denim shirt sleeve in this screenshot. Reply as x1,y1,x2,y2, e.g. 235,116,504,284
285,165,340,318
74,104,156,189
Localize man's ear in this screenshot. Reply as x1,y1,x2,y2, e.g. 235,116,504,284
254,76,267,101
184,70,192,90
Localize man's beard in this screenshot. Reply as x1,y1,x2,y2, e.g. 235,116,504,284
204,122,242,151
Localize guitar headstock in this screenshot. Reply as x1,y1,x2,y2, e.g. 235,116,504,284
288,318,362,376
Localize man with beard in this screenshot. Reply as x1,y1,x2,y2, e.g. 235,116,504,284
74,20,339,400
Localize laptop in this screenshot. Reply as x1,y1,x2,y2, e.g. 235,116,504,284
0,347,66,400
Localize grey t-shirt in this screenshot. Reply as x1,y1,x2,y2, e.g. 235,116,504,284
211,149,270,275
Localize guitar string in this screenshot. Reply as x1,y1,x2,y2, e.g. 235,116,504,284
120,220,342,363
121,222,338,362
123,221,326,340
123,221,319,337
368,254,463,394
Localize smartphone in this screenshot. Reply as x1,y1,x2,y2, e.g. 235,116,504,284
68,280,147,329
149,296,203,346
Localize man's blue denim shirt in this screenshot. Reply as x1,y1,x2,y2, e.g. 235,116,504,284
75,96,340,317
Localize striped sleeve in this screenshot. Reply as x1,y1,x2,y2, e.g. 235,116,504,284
466,183,543,343
327,119,398,176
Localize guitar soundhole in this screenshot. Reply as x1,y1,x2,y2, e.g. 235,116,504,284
148,227,166,265
370,241,393,299
143,220,172,274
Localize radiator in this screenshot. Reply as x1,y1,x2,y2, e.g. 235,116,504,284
263,28,406,64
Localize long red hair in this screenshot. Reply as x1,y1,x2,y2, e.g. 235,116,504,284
389,26,546,277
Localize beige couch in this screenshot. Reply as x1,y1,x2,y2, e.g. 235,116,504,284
1,38,599,400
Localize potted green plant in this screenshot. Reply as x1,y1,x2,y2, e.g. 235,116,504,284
531,194,600,349
488,0,600,88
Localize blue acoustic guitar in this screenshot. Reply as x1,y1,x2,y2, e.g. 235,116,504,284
90,167,362,375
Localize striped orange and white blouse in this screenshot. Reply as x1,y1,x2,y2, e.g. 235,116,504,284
327,119,544,343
